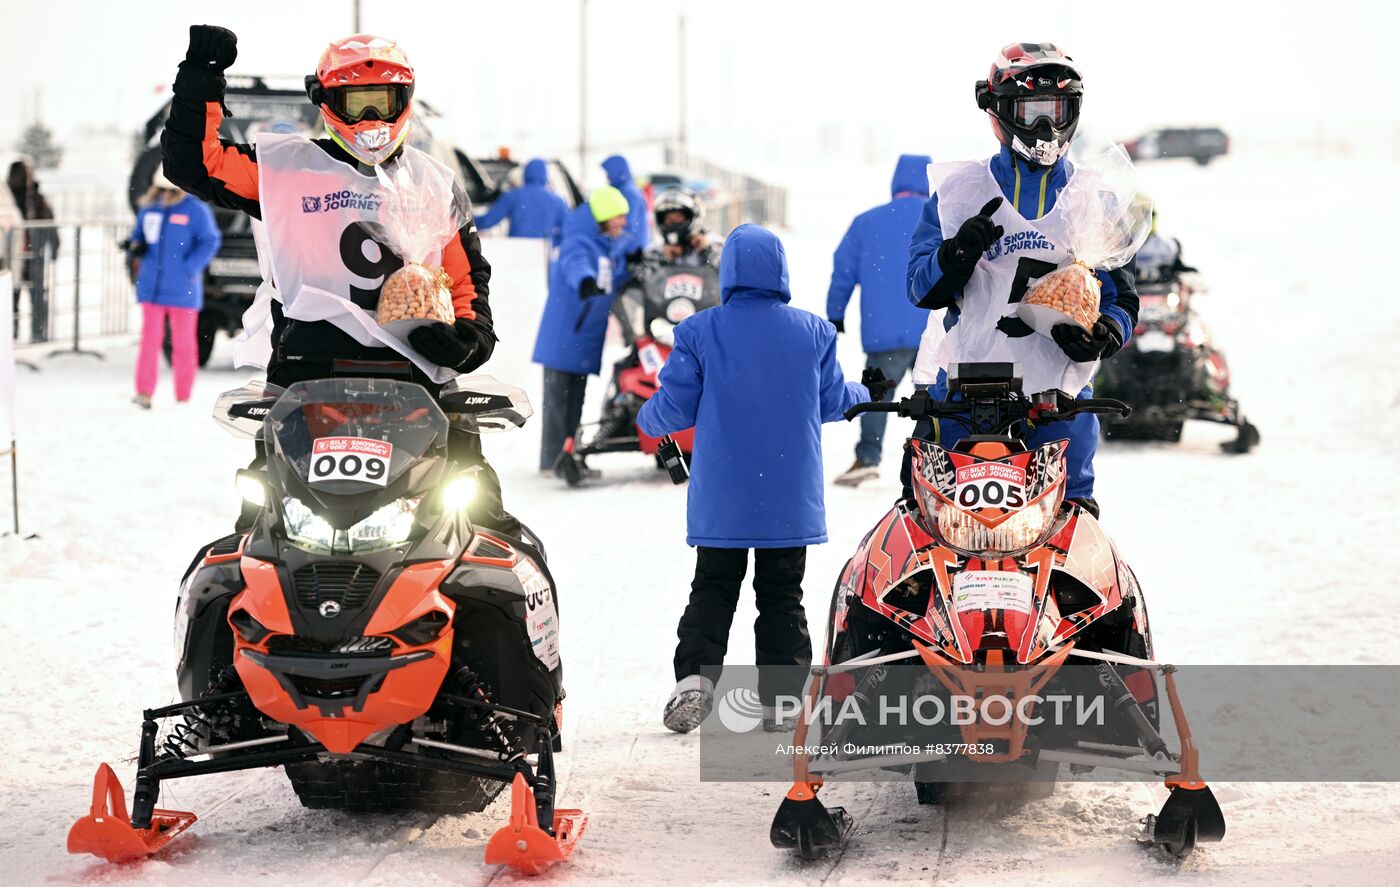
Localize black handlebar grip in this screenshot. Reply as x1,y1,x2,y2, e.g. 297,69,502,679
843,401,901,421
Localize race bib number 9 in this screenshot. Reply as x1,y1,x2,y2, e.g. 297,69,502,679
952,570,1034,614
309,437,394,486
954,462,1027,510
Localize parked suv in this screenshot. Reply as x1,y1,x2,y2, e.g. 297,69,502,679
1124,127,1230,166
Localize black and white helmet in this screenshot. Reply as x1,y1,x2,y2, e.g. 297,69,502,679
975,42,1084,166
653,187,705,246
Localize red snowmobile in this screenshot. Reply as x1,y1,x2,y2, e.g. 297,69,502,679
554,262,721,484
68,374,585,875
1095,278,1259,451
770,363,1225,861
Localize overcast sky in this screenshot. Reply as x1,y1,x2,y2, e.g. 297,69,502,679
2,0,1392,177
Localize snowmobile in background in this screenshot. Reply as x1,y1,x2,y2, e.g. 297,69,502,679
68,375,585,875
770,363,1225,861
554,261,721,485
1095,278,1259,452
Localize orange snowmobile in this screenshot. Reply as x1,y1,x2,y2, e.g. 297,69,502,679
770,363,1225,861
68,375,584,875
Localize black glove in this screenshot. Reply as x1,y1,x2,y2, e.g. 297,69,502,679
185,25,238,71
830,318,845,334
578,277,604,299
1051,317,1124,363
996,316,1034,338
408,319,495,372
936,197,1005,277
175,25,237,102
861,367,896,402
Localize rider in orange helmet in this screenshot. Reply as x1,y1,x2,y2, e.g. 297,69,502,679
162,25,516,535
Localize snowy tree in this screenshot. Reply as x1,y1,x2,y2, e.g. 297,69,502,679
16,122,62,170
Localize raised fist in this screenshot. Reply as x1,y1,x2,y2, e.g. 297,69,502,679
186,25,238,72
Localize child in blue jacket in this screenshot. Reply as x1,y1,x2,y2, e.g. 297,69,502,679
637,224,889,733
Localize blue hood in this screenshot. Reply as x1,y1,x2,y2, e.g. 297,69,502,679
719,224,790,303
601,154,633,186
523,158,548,186
562,203,600,240
891,153,932,197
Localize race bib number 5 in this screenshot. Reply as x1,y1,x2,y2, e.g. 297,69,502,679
309,437,394,486
954,462,1027,510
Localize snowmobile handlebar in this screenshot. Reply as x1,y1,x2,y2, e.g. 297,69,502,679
843,388,1131,428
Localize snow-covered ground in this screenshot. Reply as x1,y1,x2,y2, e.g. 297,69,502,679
3,151,1399,885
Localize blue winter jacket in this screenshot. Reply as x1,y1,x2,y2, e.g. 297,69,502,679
637,225,868,548
906,145,1138,356
129,194,221,310
531,204,638,375
475,158,569,244
828,153,933,353
601,155,650,245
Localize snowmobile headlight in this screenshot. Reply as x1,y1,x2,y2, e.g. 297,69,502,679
346,497,419,551
441,475,478,511
281,496,336,552
648,317,676,347
928,493,1060,556
235,469,268,507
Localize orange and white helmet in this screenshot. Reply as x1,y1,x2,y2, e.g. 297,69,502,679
304,34,415,165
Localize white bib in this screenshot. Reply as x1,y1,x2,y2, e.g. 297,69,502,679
912,159,1097,396
248,134,461,382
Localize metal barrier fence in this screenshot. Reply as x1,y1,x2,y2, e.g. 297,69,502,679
3,220,136,355
662,146,788,234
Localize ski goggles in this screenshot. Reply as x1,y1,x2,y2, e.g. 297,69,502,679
1008,95,1078,128
326,84,411,124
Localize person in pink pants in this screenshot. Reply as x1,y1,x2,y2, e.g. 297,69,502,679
126,166,220,408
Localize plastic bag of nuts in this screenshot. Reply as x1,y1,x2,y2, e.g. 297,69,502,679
361,160,470,337
1018,261,1101,334
377,263,455,333
1011,144,1153,339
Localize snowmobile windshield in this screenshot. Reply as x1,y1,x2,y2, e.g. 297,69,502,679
266,379,448,493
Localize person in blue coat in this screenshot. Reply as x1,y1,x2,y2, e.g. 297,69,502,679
474,158,570,244
904,43,1139,517
601,154,650,245
827,153,934,487
637,224,889,734
532,186,638,471
127,167,221,408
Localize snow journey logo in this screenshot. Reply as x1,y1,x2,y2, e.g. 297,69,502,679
986,230,1057,261
301,190,383,213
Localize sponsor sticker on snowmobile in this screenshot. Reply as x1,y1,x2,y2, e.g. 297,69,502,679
638,342,665,376
308,436,394,486
953,462,1027,510
513,558,560,670
952,570,1034,614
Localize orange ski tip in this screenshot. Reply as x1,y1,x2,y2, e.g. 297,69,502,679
484,774,586,875
67,764,197,863
784,780,822,802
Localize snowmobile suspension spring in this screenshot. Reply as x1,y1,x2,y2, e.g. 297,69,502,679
451,666,523,759
163,713,212,759
162,667,244,760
